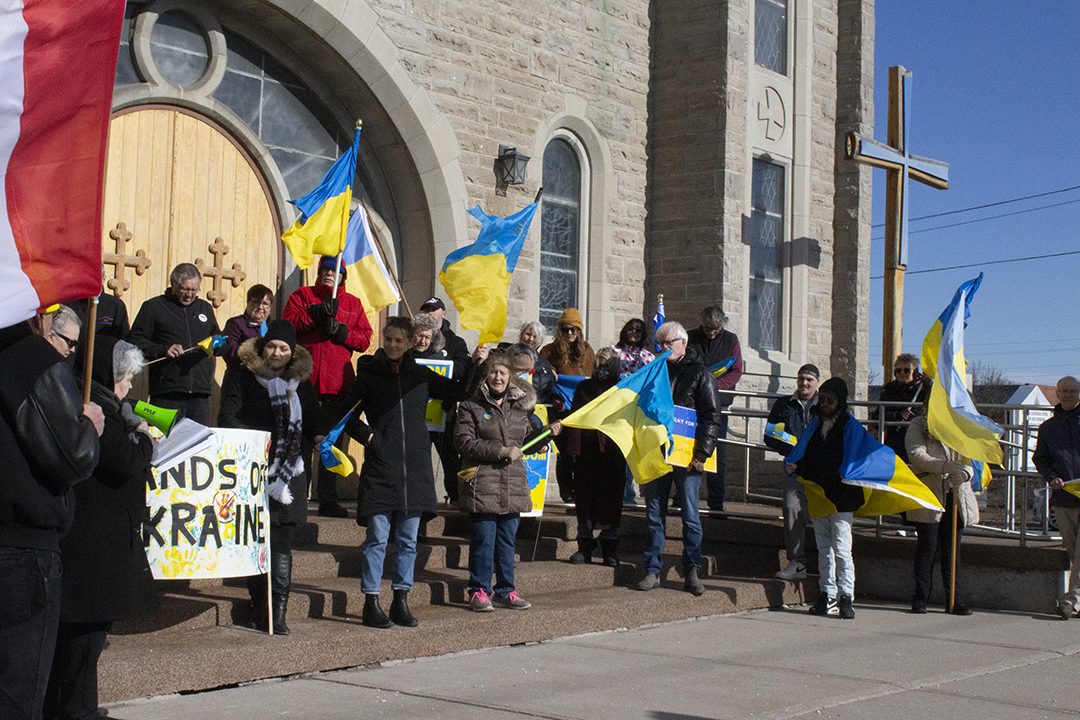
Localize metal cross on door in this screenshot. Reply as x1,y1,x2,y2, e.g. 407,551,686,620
846,65,949,377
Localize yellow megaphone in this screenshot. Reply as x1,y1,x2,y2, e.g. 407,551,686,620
133,401,178,435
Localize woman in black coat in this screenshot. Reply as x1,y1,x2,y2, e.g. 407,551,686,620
343,316,477,629
218,320,317,635
45,337,159,720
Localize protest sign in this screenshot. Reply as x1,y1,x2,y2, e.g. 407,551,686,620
667,404,718,472
522,404,552,517
146,428,271,580
415,357,454,431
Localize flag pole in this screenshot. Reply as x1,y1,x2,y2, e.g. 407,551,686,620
81,297,99,404
364,207,413,317
948,490,958,613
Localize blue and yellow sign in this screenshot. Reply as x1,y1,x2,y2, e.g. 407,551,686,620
667,404,718,472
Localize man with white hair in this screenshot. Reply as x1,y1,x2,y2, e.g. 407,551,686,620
1034,375,1080,619
635,320,720,596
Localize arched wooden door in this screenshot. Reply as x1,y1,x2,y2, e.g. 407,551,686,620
100,106,281,409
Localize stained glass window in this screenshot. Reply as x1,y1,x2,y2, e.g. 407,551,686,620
754,0,787,75
749,159,785,350
540,138,583,332
149,11,210,87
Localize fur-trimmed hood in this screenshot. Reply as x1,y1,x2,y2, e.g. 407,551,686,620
237,337,313,382
473,372,536,414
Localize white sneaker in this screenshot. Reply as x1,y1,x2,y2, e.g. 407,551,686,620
775,561,807,581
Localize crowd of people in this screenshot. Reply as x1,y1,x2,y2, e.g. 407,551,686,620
5,256,1080,718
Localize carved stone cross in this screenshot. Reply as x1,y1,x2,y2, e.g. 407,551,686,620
103,222,151,298
846,65,949,377
195,237,246,308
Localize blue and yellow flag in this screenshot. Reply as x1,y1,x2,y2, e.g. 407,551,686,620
921,273,1004,465
553,374,587,409
787,414,944,519
343,204,400,313
971,460,993,493
319,410,353,477
652,296,665,353
281,128,361,270
765,421,798,447
196,335,226,355
440,200,539,344
562,351,675,485
708,356,737,379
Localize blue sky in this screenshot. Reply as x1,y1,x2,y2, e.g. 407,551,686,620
867,2,1080,385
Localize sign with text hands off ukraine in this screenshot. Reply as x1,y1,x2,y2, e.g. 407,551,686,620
146,428,271,580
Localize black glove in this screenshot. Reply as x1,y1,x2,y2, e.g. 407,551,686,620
306,298,338,325
321,297,338,319
328,320,349,346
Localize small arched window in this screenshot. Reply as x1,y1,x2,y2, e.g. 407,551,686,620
540,137,583,332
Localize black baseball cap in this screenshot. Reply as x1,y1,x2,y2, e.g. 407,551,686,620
420,296,446,312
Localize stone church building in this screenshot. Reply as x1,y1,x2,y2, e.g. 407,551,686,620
104,0,873,404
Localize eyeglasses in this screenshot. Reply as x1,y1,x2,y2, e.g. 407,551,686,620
52,331,77,351
657,338,684,347
559,325,580,334
894,367,914,376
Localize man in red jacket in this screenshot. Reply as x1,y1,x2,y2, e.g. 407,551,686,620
283,256,373,517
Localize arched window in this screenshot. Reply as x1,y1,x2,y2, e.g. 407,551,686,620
540,137,583,332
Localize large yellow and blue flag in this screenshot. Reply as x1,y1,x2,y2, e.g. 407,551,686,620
561,351,675,485
281,127,361,270
439,200,539,344
787,414,944,519
343,204,400,313
921,273,1004,465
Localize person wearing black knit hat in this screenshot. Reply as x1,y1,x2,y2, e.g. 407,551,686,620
785,377,861,620
218,319,317,635
765,363,820,581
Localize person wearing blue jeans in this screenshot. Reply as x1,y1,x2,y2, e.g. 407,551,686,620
361,512,421,596
635,320,720,596
812,511,855,610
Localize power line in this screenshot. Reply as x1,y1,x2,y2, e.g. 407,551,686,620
870,197,1080,241
871,183,1080,228
869,249,1080,279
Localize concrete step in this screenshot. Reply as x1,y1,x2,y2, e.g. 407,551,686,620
100,573,814,703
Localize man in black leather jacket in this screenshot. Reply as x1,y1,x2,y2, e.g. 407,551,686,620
635,321,719,596
0,308,103,719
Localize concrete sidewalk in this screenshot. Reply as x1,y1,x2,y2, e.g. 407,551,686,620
108,602,1080,720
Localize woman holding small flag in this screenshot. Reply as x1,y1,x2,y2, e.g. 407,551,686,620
218,321,318,635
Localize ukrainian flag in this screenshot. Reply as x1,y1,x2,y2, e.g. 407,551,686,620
439,200,539,344
787,414,944,519
562,351,675,485
920,274,1004,465
281,128,361,270
971,460,993,493
765,421,798,447
319,410,353,477
343,204,400,313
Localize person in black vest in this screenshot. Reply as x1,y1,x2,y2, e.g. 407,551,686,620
686,305,743,511
218,320,317,635
128,263,222,425
0,308,102,720
45,337,159,720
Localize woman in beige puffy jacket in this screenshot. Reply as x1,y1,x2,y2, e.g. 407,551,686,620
905,413,980,616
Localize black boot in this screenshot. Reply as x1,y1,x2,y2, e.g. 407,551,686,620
246,574,268,631
598,537,620,568
271,552,292,635
569,537,595,565
363,593,392,629
389,588,418,627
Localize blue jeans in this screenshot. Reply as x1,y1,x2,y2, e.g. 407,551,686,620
641,469,702,575
469,513,520,596
0,547,62,720
813,512,855,598
361,512,421,593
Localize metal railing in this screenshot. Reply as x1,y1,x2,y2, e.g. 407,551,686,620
717,386,1057,546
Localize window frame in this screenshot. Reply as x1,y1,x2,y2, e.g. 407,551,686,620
539,129,591,333
747,154,791,353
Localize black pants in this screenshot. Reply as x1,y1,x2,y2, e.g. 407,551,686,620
705,411,729,510
43,621,111,720
913,492,964,605
314,393,347,505
0,547,62,720
555,454,575,502
152,393,211,426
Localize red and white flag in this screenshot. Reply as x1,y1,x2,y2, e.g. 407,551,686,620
0,0,125,328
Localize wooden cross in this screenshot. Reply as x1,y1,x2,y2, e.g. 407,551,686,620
103,222,151,298
195,237,246,308
846,66,949,378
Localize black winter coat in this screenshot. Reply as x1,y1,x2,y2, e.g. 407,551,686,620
871,377,930,461
1033,405,1080,509
59,383,159,623
345,350,473,518
668,355,721,463
129,290,221,397
218,340,317,527
793,413,864,514
765,393,818,457
0,329,100,552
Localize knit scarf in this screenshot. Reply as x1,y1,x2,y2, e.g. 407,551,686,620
255,375,304,505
